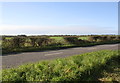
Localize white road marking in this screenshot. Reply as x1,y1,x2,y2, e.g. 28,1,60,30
87,47,96,50
43,50,62,54
44,52,63,56
108,45,119,46
72,48,82,49
50,51,61,52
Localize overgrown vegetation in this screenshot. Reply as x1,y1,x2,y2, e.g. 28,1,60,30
1,50,119,82
2,35,120,54
98,55,120,81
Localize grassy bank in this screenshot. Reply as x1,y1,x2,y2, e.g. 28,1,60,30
1,50,119,82
98,55,120,81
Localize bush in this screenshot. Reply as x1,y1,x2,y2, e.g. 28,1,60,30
64,37,79,45
114,36,120,40
29,37,38,47
36,37,52,47
78,39,90,43
88,36,101,42
107,36,116,41
49,42,63,46
2,37,26,48
11,37,26,48
101,36,108,41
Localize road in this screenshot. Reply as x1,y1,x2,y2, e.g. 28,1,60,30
2,44,119,69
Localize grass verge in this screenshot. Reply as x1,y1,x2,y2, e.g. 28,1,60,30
98,55,120,82
1,50,120,82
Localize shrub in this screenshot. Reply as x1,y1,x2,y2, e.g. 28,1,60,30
63,37,79,45
2,37,26,48
101,36,107,41
107,36,116,41
49,41,63,46
11,37,26,48
114,36,120,40
36,37,52,47
29,37,38,47
78,39,90,44
96,36,108,42
88,36,98,42
2,38,11,48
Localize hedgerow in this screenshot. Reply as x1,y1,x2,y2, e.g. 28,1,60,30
2,35,120,54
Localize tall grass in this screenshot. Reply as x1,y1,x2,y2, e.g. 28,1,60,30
1,50,119,82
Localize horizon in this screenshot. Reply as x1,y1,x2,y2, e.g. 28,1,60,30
0,2,118,35
1,34,118,36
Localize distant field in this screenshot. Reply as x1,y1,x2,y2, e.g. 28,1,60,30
78,37,89,40
50,37,69,45
50,37,64,41
5,37,13,39
50,36,89,40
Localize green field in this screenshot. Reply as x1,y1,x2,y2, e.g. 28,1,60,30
78,37,89,40
50,37,64,40
50,36,89,40
50,37,66,43
1,50,119,82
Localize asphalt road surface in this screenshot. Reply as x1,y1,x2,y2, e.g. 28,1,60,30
2,44,119,69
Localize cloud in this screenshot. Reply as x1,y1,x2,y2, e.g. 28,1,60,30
0,25,117,35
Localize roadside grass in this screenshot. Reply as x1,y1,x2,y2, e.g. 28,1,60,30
98,56,120,81
1,50,119,82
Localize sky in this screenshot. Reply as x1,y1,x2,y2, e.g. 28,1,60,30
0,2,118,35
